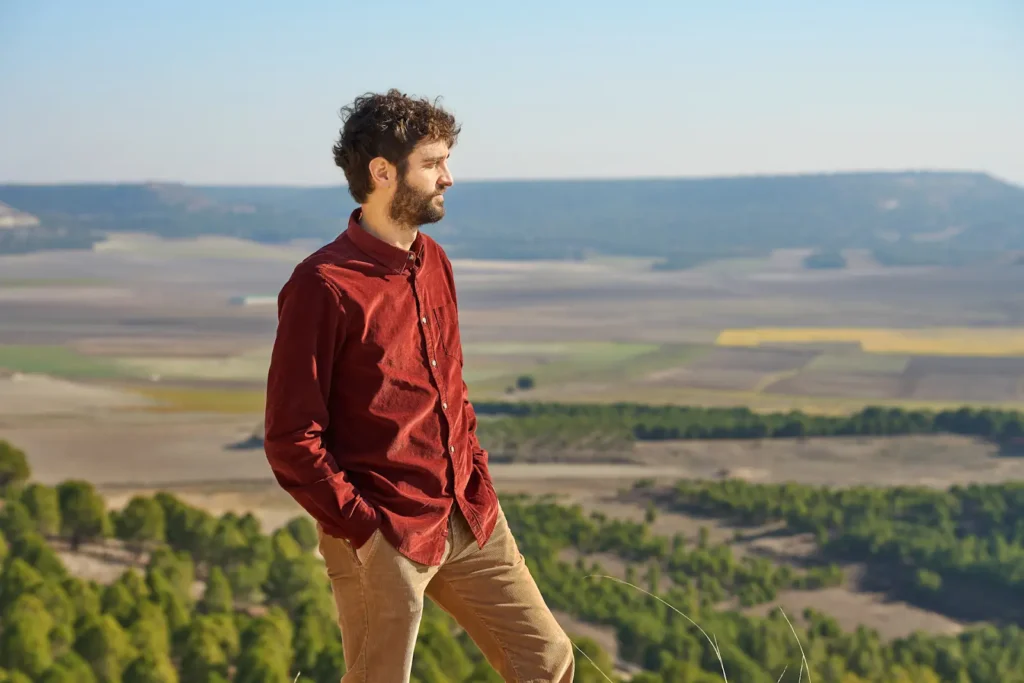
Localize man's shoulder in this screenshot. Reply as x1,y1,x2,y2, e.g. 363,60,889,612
287,236,372,292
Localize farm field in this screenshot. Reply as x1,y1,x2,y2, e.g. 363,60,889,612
7,338,1024,416
3,237,1024,413
461,339,1024,411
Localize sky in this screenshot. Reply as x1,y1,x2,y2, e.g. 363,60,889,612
1,0,1022,186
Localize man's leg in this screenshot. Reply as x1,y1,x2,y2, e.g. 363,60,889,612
425,505,575,682
318,525,441,682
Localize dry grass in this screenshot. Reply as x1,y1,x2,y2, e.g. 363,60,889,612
716,327,1024,357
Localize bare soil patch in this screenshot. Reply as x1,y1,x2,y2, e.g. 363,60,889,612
69,335,263,358
688,347,819,373
906,372,1022,402
1,411,267,486
737,585,967,641
763,371,907,399
631,434,1019,489
644,367,775,392
55,540,142,585
0,372,153,417
906,355,1024,375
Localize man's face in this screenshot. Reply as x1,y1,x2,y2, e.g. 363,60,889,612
388,139,453,227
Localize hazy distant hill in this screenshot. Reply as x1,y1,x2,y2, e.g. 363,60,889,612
0,182,336,247
3,171,1024,267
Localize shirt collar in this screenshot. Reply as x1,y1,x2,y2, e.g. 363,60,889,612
343,208,425,273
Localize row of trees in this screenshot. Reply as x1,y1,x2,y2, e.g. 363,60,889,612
476,414,634,460
642,478,1024,618
473,401,1024,444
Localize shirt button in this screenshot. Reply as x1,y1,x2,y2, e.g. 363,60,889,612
449,445,455,453
431,359,437,366
421,317,427,324
408,253,415,260
442,402,448,410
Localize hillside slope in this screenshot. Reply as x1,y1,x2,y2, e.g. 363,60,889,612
3,171,1024,266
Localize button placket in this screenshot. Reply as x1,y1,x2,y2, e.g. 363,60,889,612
412,276,455,460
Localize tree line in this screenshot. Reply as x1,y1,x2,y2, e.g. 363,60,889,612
473,401,1024,448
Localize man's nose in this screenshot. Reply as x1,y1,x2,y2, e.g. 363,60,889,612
439,162,453,187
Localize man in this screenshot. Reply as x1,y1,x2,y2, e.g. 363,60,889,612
263,89,575,682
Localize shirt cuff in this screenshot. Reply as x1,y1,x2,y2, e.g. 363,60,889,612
288,471,381,547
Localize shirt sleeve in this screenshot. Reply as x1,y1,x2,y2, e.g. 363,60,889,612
263,269,380,547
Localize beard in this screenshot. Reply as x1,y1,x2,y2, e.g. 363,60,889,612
388,173,445,228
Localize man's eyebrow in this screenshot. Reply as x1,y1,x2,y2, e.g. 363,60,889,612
421,154,449,163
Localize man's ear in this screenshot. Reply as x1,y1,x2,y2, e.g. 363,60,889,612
368,157,394,190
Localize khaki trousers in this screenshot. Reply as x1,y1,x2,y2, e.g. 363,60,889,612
317,503,575,683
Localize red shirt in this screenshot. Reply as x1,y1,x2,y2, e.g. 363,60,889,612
263,208,498,565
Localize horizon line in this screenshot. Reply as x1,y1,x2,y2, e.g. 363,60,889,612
0,167,1017,188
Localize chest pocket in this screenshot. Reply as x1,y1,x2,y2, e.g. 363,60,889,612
431,302,463,363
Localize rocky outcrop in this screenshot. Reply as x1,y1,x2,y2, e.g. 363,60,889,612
0,201,41,229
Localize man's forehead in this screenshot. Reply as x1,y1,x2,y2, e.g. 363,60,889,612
411,140,450,159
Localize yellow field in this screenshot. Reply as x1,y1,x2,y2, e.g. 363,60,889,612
131,386,267,414
716,327,1024,357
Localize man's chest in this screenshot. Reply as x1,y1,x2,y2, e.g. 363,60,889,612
340,269,464,374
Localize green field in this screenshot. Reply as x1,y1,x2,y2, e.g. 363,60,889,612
0,345,131,379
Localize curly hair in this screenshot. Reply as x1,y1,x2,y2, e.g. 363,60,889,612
332,89,461,203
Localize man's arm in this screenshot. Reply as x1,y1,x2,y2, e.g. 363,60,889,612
263,269,380,547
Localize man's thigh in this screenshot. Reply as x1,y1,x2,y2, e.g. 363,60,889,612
318,526,439,682
424,506,575,682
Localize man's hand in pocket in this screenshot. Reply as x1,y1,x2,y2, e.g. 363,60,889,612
352,529,379,565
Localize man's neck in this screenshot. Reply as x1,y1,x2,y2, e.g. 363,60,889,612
359,205,418,252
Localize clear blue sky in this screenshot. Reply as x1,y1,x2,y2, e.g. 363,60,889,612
1,0,1021,185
